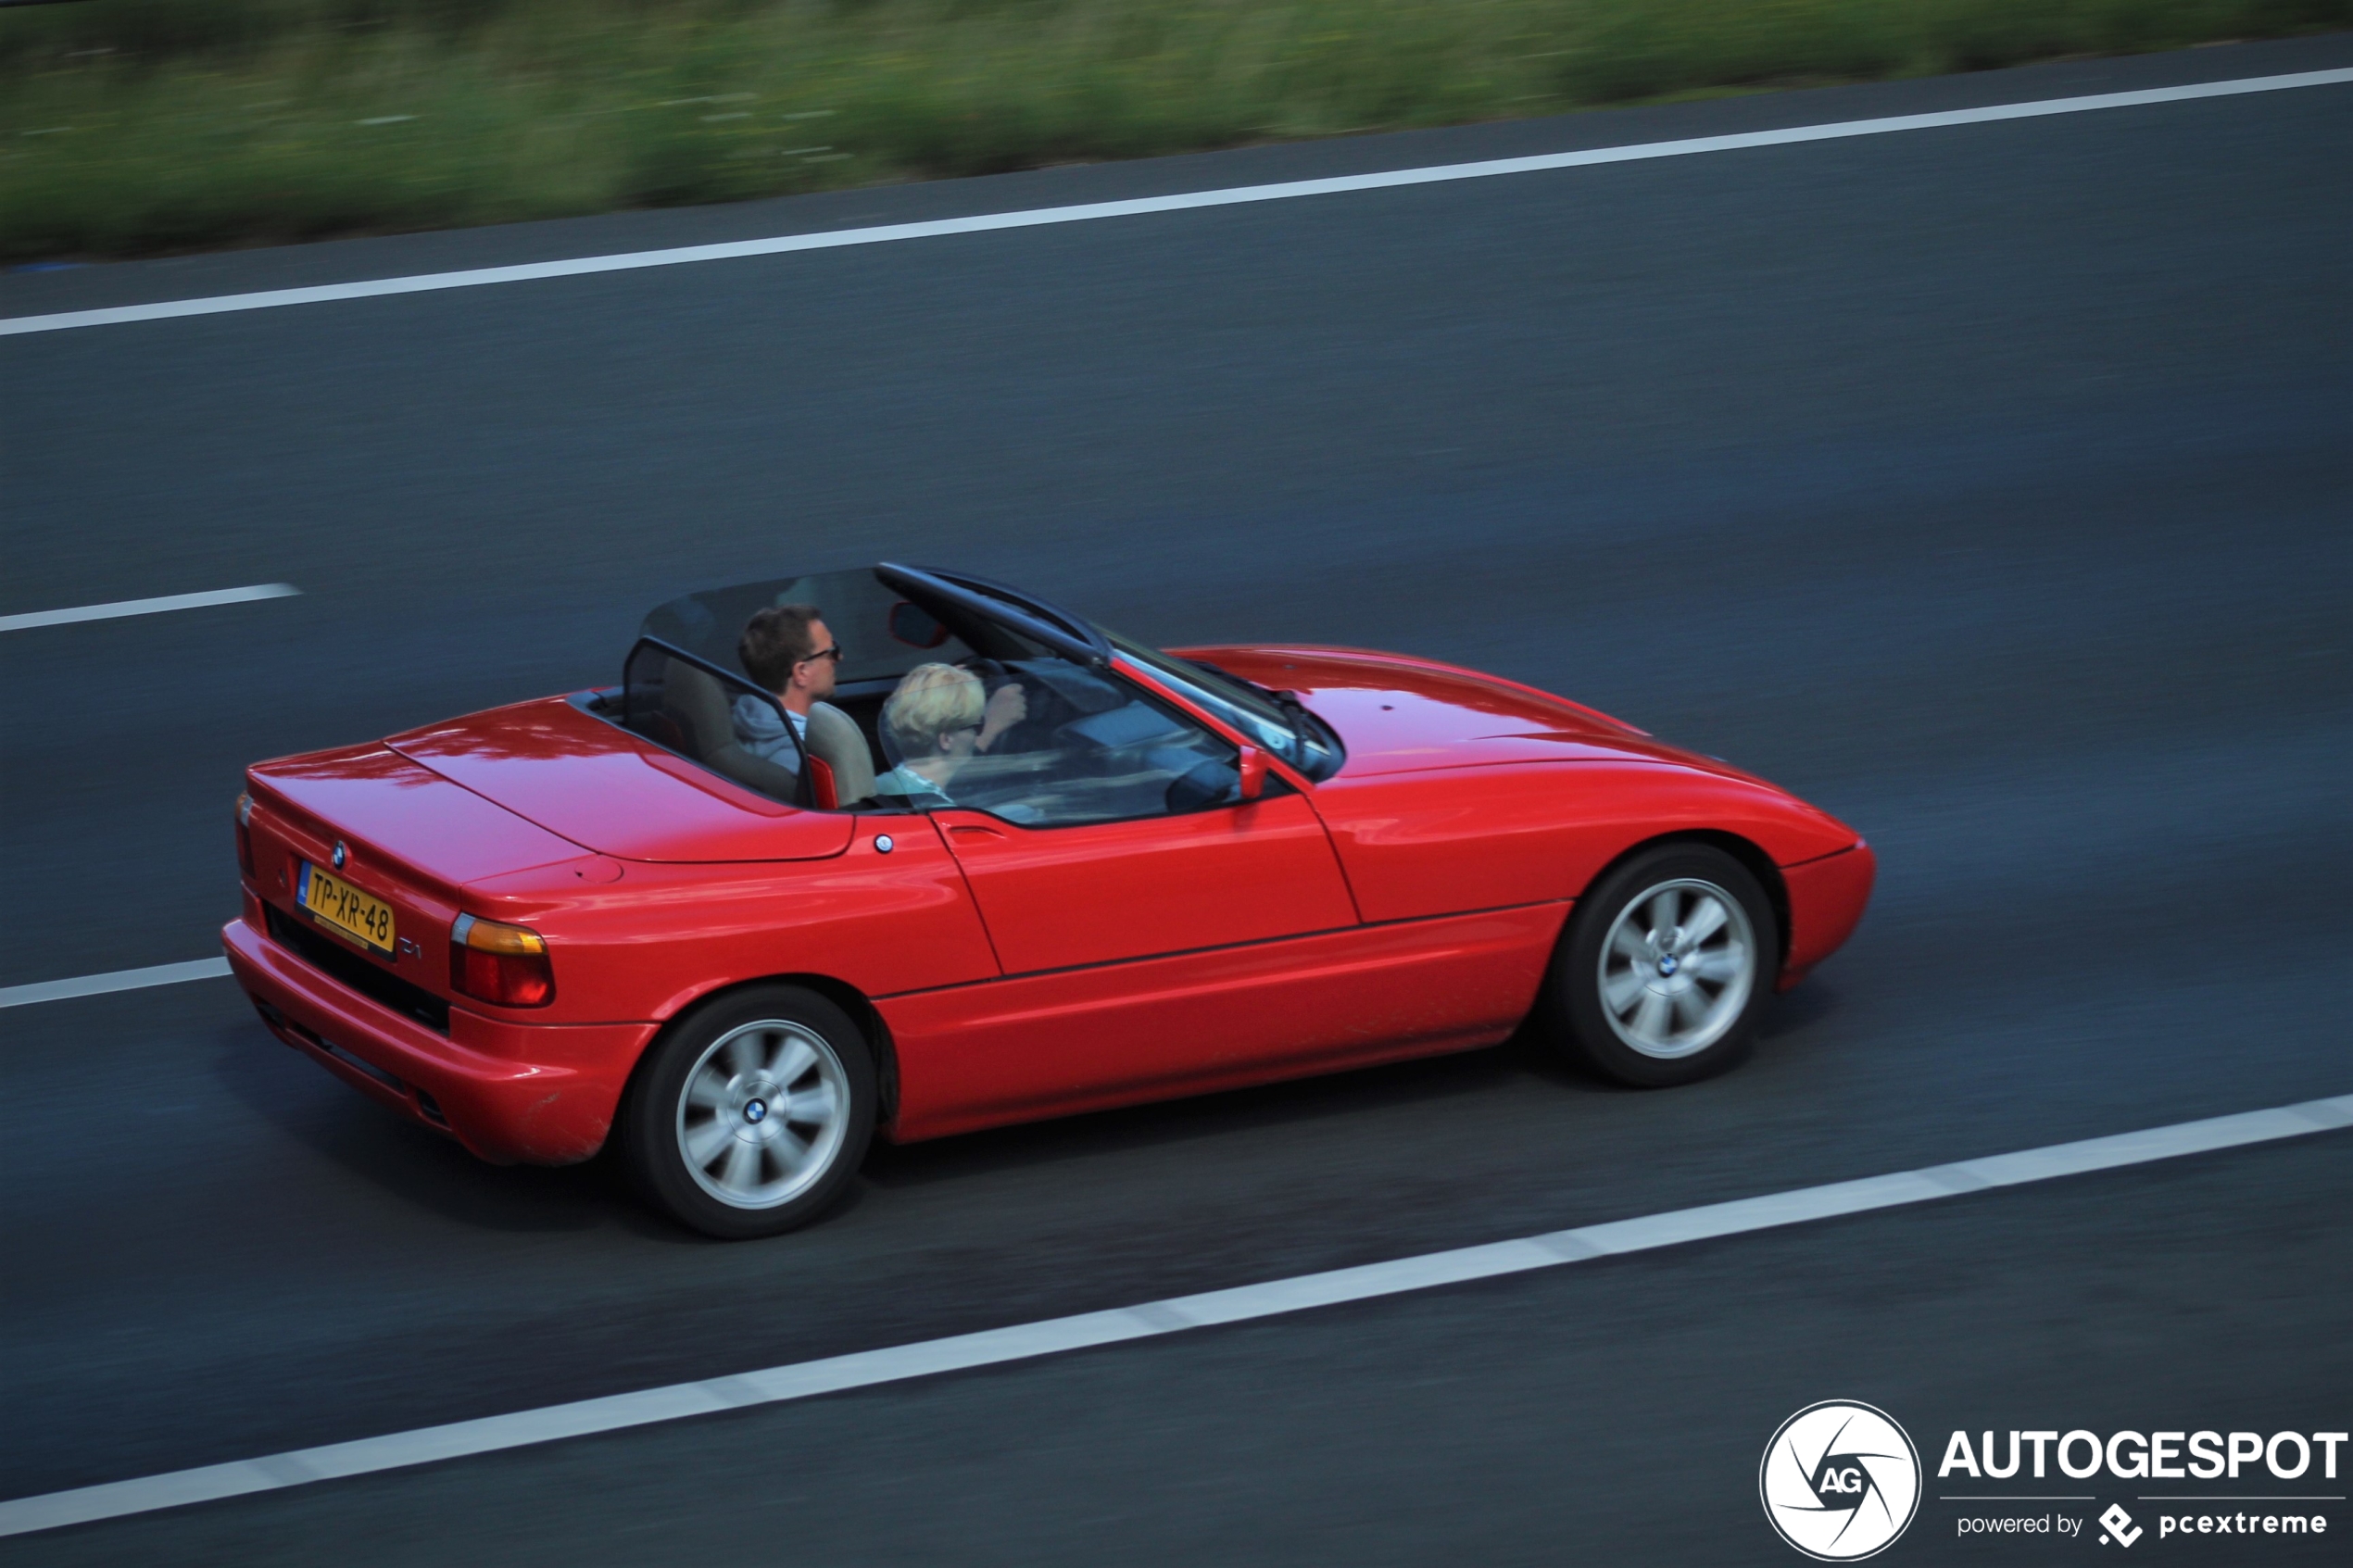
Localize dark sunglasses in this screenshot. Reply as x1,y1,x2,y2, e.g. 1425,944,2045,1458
799,644,844,666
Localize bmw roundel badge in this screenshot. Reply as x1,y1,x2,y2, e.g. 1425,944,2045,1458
332,841,347,869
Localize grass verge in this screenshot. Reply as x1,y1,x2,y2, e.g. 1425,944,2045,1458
3,0,2347,262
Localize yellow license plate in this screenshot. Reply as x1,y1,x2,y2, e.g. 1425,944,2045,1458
300,862,396,954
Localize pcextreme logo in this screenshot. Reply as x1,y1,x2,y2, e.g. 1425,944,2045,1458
1760,1400,1923,1561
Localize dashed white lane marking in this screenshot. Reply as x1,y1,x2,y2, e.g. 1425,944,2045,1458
0,958,232,1010
2,1092,2345,1537
3,69,2347,338
0,583,299,633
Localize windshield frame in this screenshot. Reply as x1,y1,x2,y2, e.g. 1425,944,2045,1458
1100,630,1343,781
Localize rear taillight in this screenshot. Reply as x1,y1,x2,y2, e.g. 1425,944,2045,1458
450,914,554,1008
234,792,256,876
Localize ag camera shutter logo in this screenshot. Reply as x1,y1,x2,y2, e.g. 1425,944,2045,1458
1760,1400,1922,1560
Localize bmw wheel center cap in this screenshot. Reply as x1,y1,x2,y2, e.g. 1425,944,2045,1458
744,1099,768,1123
1659,954,1680,975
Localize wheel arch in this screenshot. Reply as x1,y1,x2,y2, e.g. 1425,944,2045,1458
635,972,900,1127
1579,830,1791,972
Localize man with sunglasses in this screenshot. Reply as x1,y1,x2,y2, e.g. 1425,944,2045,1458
734,603,843,771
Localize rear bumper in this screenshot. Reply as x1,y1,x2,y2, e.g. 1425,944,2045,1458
222,917,656,1165
1775,840,1877,992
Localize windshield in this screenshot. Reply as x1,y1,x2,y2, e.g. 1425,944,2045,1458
643,568,982,688
1101,629,1342,781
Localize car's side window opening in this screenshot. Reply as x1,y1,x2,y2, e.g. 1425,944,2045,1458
866,654,1255,826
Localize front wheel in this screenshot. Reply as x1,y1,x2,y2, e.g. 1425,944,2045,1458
1540,844,1777,1087
620,985,875,1238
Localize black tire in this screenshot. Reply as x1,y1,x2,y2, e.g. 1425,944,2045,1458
1539,843,1777,1088
620,985,876,1239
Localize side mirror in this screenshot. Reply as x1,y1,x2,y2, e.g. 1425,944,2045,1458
1236,745,1267,802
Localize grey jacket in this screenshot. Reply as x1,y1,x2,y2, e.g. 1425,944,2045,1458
730,696,806,769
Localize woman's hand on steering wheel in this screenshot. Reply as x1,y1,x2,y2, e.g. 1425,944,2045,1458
978,681,1028,752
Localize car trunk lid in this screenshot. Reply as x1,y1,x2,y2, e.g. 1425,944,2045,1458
245,743,593,1017
388,696,856,863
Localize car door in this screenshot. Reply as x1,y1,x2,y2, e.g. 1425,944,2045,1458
886,656,1361,1119
932,795,1353,973
925,656,1358,972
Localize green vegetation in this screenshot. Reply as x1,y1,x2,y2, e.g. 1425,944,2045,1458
3,0,2345,261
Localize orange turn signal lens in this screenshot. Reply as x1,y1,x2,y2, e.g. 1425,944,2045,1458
450,914,554,1007
457,916,546,957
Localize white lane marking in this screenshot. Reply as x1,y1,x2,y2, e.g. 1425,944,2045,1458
4,68,2347,339
2,1091,2345,1537
0,959,233,1010
0,583,300,633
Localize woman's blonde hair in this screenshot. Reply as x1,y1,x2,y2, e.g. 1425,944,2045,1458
883,663,985,755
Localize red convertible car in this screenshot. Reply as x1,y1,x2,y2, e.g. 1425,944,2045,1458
224,565,1874,1236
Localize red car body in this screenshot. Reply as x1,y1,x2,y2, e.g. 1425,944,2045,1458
225,632,1873,1169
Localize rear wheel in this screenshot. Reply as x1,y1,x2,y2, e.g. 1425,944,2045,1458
1541,843,1776,1087
621,985,875,1238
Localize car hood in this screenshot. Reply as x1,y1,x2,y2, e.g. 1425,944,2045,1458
1177,645,1751,780
388,697,854,863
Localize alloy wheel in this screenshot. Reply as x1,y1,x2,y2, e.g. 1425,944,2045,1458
1595,877,1758,1060
674,1019,851,1209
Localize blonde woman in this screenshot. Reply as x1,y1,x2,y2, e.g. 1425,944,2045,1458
874,663,1026,806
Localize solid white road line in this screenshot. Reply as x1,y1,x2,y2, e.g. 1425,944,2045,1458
2,1092,2345,1537
4,69,2347,340
0,958,233,1010
0,583,300,633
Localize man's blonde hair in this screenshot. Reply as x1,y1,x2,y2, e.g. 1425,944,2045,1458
883,663,985,755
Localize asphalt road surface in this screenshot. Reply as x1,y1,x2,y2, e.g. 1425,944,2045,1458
3,36,2348,1566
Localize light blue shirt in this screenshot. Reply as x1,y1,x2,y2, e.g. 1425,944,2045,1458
874,764,1046,822
873,763,952,806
